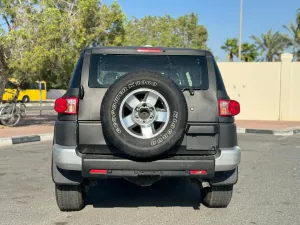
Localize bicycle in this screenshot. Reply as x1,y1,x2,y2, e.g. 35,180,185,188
0,92,26,127
1,89,27,116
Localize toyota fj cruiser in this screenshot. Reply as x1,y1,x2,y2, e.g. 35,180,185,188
52,46,241,211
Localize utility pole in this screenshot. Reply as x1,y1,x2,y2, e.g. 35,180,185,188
39,81,42,117
238,0,243,62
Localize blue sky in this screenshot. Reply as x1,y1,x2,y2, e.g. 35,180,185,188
104,0,299,61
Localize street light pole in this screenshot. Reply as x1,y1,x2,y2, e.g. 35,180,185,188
238,0,243,62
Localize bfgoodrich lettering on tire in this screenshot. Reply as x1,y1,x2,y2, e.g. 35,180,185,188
100,71,188,158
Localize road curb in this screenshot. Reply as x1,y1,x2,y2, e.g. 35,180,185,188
25,103,54,107
237,127,300,136
0,133,53,147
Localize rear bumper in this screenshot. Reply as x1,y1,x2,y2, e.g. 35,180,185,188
82,158,215,178
52,145,82,171
52,144,241,173
215,146,241,171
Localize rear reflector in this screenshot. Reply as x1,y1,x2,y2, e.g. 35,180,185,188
137,48,161,53
190,170,207,175
218,99,240,116
54,97,78,115
89,169,108,174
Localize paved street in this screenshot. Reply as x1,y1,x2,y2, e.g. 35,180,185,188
0,134,300,225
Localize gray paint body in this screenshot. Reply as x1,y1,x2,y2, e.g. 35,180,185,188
76,47,227,155
52,46,240,186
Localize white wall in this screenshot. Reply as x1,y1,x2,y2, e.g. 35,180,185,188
217,62,281,121
217,53,300,121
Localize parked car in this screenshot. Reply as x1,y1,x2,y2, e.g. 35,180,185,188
52,46,241,211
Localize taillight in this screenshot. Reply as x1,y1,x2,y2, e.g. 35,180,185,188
218,99,240,116
190,170,207,175
54,97,78,114
137,47,161,53
90,169,108,174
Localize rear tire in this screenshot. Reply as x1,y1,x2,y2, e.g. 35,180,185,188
55,184,85,212
201,185,233,208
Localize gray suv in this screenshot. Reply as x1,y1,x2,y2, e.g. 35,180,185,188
52,46,241,211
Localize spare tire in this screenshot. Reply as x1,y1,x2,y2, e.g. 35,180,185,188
100,71,188,158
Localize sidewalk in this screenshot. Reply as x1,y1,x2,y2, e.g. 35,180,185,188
236,120,300,135
236,120,300,130
0,115,55,138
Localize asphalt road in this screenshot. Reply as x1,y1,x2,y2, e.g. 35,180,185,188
0,134,300,225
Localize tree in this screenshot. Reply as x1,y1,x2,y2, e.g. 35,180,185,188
241,43,258,62
221,39,258,62
0,0,37,98
283,21,300,61
297,9,300,39
123,13,209,50
0,2,210,100
0,28,10,99
221,38,238,62
250,30,289,62
0,0,127,97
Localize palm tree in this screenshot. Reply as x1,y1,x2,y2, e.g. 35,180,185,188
221,38,238,62
297,9,300,39
251,30,289,62
283,21,300,61
241,43,258,62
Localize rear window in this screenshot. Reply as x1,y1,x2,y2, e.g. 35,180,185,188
89,54,209,89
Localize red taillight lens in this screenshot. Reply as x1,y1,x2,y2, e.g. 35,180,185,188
54,97,78,114
54,98,68,113
90,169,108,174
137,48,161,53
190,170,207,175
218,99,240,116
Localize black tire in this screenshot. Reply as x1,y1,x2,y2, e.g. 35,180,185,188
22,96,30,103
0,105,21,127
55,184,85,212
201,185,233,208
20,103,26,118
100,71,188,158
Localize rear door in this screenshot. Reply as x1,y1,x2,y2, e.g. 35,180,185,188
77,48,219,155
183,55,219,155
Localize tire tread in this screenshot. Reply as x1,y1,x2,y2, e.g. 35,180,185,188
100,70,188,158
201,185,233,208
55,184,85,212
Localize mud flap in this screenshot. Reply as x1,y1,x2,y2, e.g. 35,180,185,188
209,168,238,186
52,159,83,185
